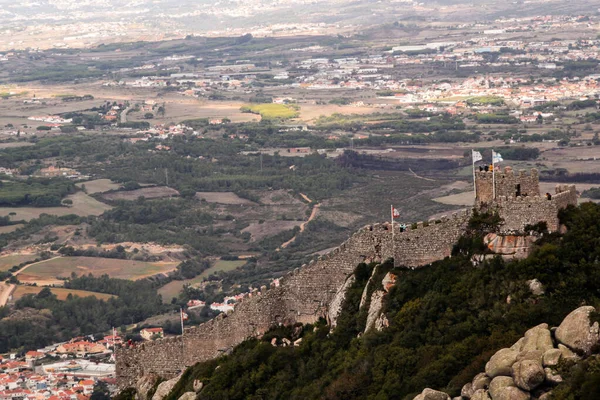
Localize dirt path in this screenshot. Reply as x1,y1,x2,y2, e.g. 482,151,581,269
409,168,436,182
278,203,321,250
299,193,313,203
0,283,15,307
14,255,61,276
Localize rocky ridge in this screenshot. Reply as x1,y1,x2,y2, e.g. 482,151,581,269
413,306,600,400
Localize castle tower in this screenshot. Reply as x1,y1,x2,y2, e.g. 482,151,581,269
475,167,540,205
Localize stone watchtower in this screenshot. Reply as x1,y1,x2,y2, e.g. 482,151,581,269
475,167,540,205
474,167,577,233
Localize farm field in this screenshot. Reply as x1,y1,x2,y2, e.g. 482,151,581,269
241,103,299,120
0,253,38,271
195,192,255,205
103,186,179,201
0,224,24,234
0,192,111,221
11,286,116,301
16,256,179,283
157,259,246,303
77,179,120,194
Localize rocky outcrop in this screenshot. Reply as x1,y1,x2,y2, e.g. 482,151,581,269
555,306,599,355
484,234,536,259
135,373,159,400
364,271,397,333
152,375,182,400
177,393,196,400
417,306,600,400
328,274,356,328
413,388,451,400
365,290,385,332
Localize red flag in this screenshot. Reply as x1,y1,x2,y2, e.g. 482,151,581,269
392,207,400,219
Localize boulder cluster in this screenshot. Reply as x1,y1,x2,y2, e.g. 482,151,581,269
413,306,600,400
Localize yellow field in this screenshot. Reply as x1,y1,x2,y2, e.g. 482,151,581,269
12,286,116,301
241,103,299,120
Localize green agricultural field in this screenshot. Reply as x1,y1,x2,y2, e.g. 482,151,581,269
11,286,116,301
17,256,179,282
241,103,300,120
466,96,505,106
0,253,38,271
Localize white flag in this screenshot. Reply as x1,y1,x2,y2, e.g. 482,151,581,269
492,151,503,163
472,150,483,163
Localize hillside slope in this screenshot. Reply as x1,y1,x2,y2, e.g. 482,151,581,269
125,202,600,400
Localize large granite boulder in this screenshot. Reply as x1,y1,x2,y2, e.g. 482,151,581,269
413,388,451,400
555,306,600,355
542,349,562,367
493,387,530,400
461,382,474,399
489,376,530,400
472,373,491,391
470,389,491,400
136,373,159,400
558,344,579,360
521,324,553,353
485,348,519,378
177,393,196,400
152,375,182,400
544,368,563,385
511,360,545,391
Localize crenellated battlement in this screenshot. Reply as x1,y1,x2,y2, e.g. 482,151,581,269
115,168,575,390
475,167,540,204
475,166,577,233
116,210,471,389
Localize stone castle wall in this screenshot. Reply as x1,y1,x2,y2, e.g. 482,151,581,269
475,168,577,233
495,184,577,233
475,169,540,204
115,212,470,388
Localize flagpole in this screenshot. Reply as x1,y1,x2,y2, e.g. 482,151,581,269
492,150,496,200
180,308,184,336
472,150,477,199
390,205,395,246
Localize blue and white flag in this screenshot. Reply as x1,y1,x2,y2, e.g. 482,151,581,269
492,151,503,164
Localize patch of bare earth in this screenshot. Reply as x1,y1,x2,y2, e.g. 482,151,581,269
242,221,302,242
195,192,256,205
103,186,179,201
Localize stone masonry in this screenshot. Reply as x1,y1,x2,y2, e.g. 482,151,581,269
116,212,470,388
116,168,577,389
475,167,577,233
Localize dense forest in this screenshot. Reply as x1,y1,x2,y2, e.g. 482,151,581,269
149,202,600,400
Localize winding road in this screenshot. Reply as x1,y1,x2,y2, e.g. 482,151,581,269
278,193,321,251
